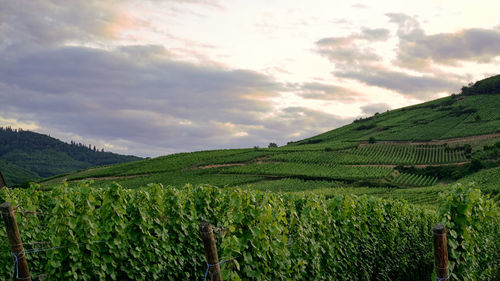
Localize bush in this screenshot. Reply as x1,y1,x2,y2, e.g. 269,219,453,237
268,142,278,148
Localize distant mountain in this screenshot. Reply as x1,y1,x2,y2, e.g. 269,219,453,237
0,127,141,186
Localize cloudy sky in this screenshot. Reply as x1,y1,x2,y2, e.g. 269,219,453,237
1,0,499,157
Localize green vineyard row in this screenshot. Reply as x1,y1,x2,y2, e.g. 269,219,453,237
351,144,467,165
391,173,438,187
0,183,433,280
222,162,393,180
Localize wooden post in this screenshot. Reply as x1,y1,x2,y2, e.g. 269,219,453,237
199,222,222,281
1,202,31,281
433,224,449,281
0,171,6,189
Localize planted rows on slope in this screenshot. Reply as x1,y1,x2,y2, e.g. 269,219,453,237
391,173,438,187
352,144,467,164
222,162,393,180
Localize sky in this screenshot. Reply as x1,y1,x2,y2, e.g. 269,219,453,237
0,0,499,157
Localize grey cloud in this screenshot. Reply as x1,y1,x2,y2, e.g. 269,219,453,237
361,103,391,115
386,13,500,68
0,45,286,156
296,82,362,102
385,13,425,40
0,0,221,54
0,0,121,50
361,28,390,41
266,107,350,142
316,16,470,99
401,29,500,66
316,37,380,65
315,27,391,66
335,66,461,99
0,0,354,156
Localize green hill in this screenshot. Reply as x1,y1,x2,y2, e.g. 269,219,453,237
293,75,500,145
0,127,142,186
40,75,500,205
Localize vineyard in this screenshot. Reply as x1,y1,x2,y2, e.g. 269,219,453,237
36,137,500,206
351,144,467,165
222,162,393,180
1,183,498,280
391,173,438,187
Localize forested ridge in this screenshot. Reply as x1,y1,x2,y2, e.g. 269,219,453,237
0,127,141,186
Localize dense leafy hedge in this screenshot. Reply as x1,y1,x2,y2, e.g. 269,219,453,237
0,183,437,280
439,184,500,280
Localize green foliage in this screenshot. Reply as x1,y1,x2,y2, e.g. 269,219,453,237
0,183,437,281
454,167,500,195
241,178,345,192
224,163,393,180
438,184,500,280
460,75,500,96
352,144,467,165
0,158,39,186
0,127,141,185
268,142,278,148
391,173,438,187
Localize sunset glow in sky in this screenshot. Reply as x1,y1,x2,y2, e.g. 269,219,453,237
1,0,499,156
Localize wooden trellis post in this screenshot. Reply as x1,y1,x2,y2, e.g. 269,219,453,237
1,202,31,281
199,222,223,281
433,224,449,281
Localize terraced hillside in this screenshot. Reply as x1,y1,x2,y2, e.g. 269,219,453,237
39,75,500,206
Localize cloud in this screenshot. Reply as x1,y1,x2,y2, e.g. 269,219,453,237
360,28,390,41
0,45,286,156
0,0,221,54
316,36,381,66
360,103,391,116
386,13,425,40
266,107,350,142
295,82,362,102
334,66,461,99
386,13,500,69
0,0,354,156
315,17,468,99
0,0,126,50
315,27,390,67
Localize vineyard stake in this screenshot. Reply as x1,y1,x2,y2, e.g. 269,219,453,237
199,222,223,281
432,224,449,281
1,202,32,281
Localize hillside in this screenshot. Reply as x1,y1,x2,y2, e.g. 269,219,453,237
41,75,500,206
293,75,500,145
0,127,141,186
